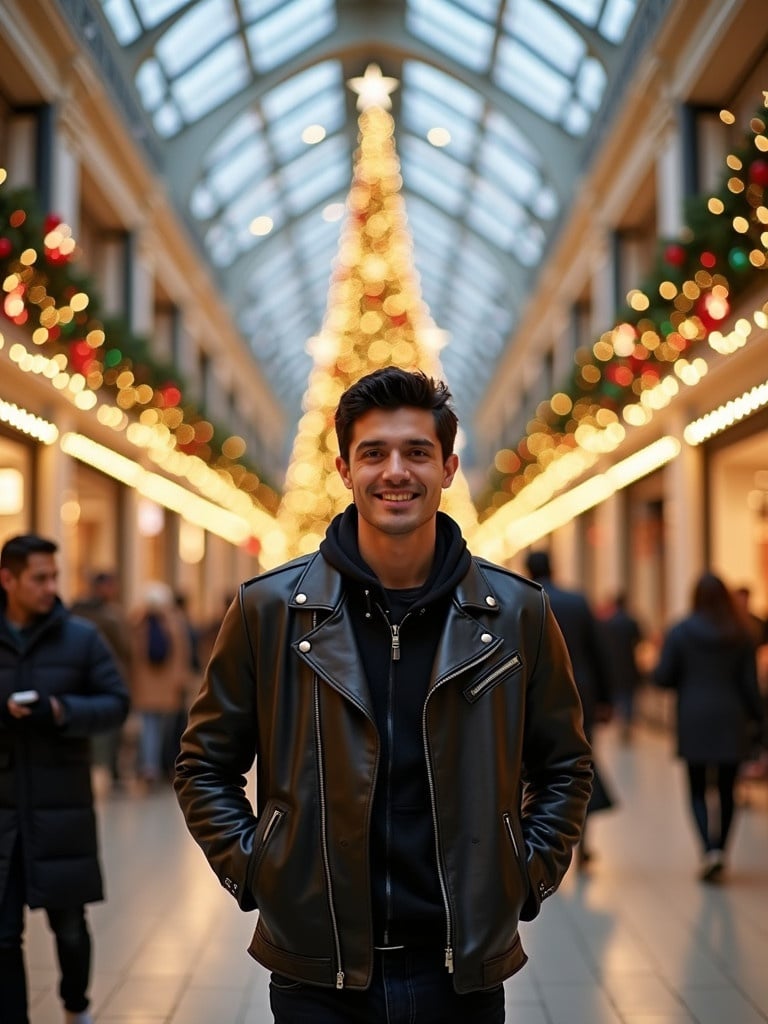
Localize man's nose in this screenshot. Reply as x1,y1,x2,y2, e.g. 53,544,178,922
382,452,409,479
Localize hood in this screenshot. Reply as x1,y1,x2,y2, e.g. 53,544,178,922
319,505,471,607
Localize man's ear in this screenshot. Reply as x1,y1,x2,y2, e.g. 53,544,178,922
335,455,353,490
442,453,459,489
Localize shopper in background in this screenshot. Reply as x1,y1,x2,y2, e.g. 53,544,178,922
176,368,592,1023
525,550,613,866
130,581,191,787
733,585,768,649
70,570,133,788
0,534,130,1024
600,593,643,743
654,572,764,882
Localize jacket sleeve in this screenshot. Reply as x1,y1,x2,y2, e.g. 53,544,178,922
174,589,260,911
58,624,130,735
519,591,593,920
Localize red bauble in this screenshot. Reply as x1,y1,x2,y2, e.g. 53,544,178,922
748,159,768,188
0,237,12,258
664,243,687,267
43,213,62,232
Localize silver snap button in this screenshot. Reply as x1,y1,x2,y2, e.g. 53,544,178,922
480,632,492,644
295,593,307,604
299,640,311,653
485,595,497,607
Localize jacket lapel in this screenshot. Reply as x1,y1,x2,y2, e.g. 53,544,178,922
290,554,375,721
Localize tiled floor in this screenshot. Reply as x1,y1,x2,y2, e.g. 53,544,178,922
25,723,768,1023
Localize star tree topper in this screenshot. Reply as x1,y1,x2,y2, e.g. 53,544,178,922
348,63,399,111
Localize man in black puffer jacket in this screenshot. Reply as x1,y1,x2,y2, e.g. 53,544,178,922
176,368,592,1024
0,534,130,1024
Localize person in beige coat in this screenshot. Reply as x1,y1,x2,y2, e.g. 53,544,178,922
130,582,190,785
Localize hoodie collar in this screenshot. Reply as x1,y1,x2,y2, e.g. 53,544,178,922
318,505,471,606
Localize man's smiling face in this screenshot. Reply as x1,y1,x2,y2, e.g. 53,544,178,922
335,405,458,540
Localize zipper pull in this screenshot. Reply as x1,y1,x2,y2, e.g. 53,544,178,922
390,624,401,661
445,946,454,973
336,970,345,989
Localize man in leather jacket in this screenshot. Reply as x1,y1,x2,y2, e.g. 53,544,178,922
175,367,592,1023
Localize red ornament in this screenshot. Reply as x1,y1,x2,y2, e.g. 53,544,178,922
159,383,182,407
748,159,768,188
0,237,12,258
69,340,95,374
43,213,62,232
696,291,730,332
664,243,687,267
245,536,262,557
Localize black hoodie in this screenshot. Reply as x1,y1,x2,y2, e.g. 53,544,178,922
319,506,472,947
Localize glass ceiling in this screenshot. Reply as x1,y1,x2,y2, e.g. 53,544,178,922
96,0,641,457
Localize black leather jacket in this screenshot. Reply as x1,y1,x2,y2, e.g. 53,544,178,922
175,550,592,993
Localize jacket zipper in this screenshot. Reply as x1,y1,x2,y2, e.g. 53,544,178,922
422,640,498,974
503,812,522,861
312,633,345,988
375,603,410,941
466,653,521,700
261,806,284,846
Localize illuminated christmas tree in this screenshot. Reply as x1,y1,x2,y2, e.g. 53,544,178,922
275,65,478,561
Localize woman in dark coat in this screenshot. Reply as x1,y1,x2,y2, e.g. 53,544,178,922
655,573,764,882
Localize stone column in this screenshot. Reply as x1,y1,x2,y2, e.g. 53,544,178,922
663,409,705,621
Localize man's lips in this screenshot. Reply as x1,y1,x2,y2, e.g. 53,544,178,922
376,491,416,502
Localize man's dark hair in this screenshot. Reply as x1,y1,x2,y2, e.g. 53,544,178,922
0,534,58,575
334,367,458,461
525,550,552,581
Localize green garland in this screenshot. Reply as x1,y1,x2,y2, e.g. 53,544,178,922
477,101,768,518
0,185,279,512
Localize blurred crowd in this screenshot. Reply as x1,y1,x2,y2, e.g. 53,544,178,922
69,572,230,796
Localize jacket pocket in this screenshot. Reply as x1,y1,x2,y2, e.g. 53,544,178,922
502,811,530,895
247,800,288,896
463,652,522,703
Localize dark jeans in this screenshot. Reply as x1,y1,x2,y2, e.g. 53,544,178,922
0,838,91,1023
686,761,740,852
269,947,506,1023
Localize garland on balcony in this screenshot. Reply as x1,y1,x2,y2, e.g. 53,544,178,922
477,98,768,520
0,184,279,512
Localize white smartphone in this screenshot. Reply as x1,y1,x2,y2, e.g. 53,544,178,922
9,690,40,705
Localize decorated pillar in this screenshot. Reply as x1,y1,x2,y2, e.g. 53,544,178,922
663,408,704,621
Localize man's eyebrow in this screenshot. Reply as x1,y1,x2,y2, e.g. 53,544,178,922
355,437,437,450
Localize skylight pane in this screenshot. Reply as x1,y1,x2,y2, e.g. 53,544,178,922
403,94,477,162
134,0,189,28
209,144,271,204
551,0,600,25
261,61,341,120
248,0,335,73
403,61,484,120
494,40,569,121
477,141,538,203
484,110,538,164
600,0,638,42
576,56,606,109
171,38,249,122
190,184,217,220
136,59,166,109
100,0,141,44
506,0,585,78
402,137,467,190
156,0,236,77
154,103,183,137
407,2,494,73
285,161,348,217
207,112,263,165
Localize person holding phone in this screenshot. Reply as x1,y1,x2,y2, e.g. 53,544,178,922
0,534,130,1024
